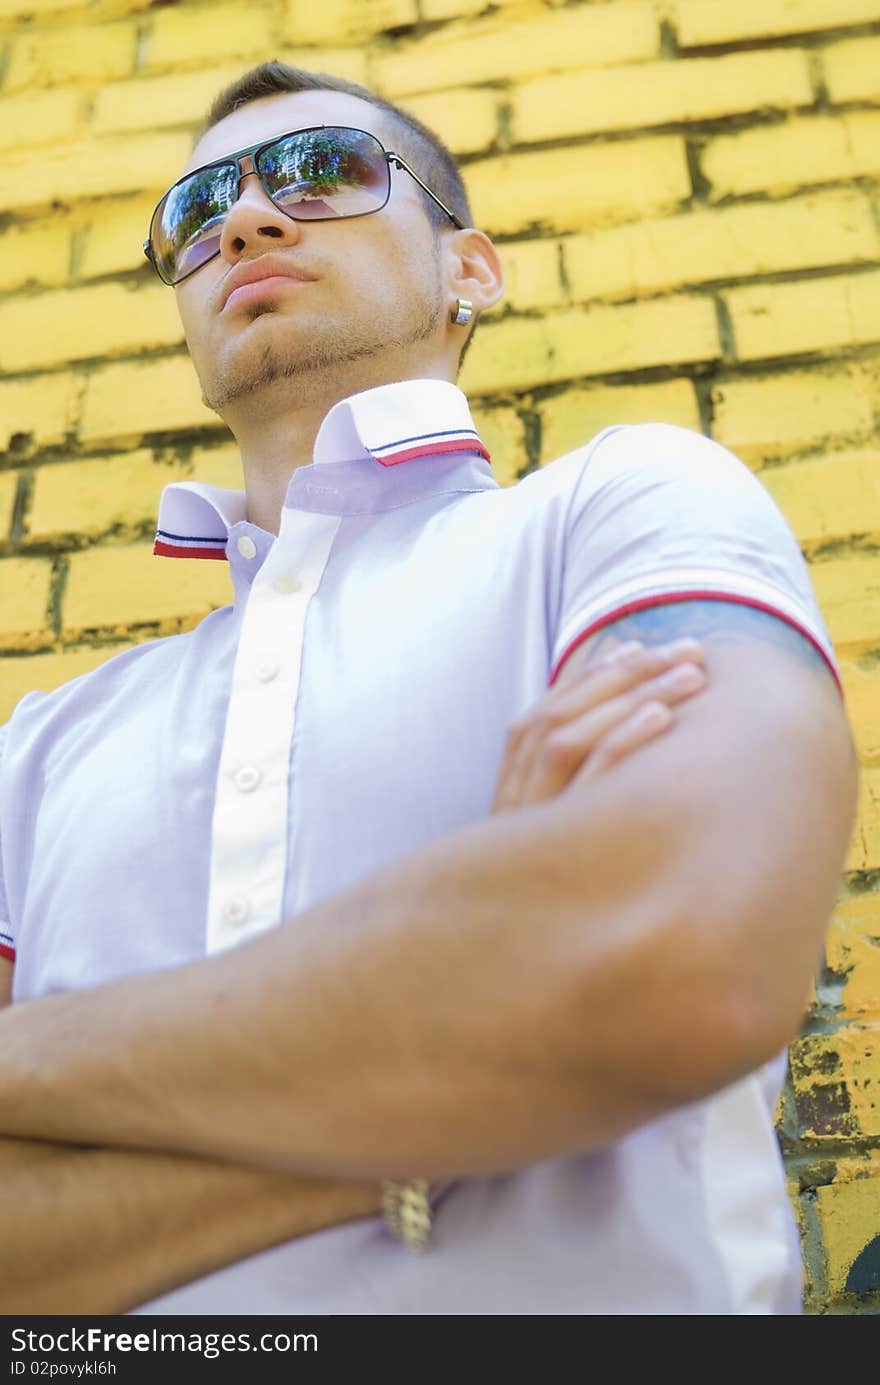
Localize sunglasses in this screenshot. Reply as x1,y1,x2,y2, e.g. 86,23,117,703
143,123,465,287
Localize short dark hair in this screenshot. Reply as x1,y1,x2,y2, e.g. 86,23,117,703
200,61,480,369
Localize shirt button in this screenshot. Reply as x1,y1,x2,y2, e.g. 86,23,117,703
236,535,257,560
273,574,302,594
255,658,279,683
223,897,249,926
234,766,262,793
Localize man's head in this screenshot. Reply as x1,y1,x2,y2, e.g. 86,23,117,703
162,61,504,423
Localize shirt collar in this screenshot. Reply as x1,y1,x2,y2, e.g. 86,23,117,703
153,379,494,561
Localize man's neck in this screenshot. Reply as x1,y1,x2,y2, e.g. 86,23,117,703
223,359,453,535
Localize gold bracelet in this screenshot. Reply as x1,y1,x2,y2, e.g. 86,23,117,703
381,1178,432,1251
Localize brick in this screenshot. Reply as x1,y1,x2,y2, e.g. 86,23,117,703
811,553,880,652
78,196,158,279
90,50,369,137
815,1164,880,1303
0,374,79,452
80,356,226,445
760,449,880,546
0,644,134,723
836,662,880,766
0,0,150,13
461,295,719,395
790,1022,880,1140
145,4,273,72
420,0,486,18
672,0,880,47
0,131,192,215
374,3,659,97
823,35,880,104
0,0,81,15
0,88,84,152
0,223,70,292
702,112,880,201
826,894,880,1018
0,284,183,372
845,765,880,871
0,471,17,540
28,450,185,543
64,541,233,634
26,443,243,549
564,192,879,304
469,404,526,486
90,63,245,136
399,88,499,156
467,137,690,237
512,49,811,145
5,21,136,92
0,557,53,650
539,380,702,465
727,269,880,363
711,364,876,462
494,238,564,314
282,0,417,44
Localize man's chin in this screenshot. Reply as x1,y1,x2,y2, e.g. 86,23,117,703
203,327,392,412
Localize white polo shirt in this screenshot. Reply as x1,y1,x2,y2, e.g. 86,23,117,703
0,379,841,1313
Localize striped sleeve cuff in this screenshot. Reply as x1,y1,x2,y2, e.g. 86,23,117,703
549,584,842,700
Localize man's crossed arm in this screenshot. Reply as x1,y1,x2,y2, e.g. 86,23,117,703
0,601,860,1309
1,624,697,1313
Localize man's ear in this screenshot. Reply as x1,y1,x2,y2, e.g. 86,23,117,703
445,228,505,316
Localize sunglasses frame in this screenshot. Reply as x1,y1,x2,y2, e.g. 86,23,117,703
143,123,466,287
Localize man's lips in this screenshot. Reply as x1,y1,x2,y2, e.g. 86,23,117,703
218,257,319,312
222,275,314,313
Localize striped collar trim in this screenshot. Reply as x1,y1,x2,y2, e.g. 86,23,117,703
153,531,228,560
154,380,489,561
369,428,489,467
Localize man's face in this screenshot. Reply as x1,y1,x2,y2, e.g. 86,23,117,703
172,90,450,415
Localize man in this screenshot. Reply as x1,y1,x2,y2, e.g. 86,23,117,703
0,62,858,1314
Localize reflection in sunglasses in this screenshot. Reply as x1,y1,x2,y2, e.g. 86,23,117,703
145,124,462,285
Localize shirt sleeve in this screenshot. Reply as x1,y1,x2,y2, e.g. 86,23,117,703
549,422,842,696
0,723,12,963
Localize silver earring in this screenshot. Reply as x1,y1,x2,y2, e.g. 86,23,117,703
450,298,473,325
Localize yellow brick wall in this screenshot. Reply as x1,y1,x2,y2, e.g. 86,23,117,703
1,0,879,1313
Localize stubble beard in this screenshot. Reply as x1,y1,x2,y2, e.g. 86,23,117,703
201,278,446,413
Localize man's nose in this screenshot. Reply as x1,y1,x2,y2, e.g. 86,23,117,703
219,160,302,261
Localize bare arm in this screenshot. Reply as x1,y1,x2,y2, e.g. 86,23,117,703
0,957,379,1314
0,604,859,1182
0,644,687,1311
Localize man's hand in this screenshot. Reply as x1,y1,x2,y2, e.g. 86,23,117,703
491,638,707,811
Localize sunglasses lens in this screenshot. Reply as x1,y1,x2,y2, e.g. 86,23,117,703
258,127,389,220
151,162,238,285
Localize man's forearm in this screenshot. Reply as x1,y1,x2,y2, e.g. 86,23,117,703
0,750,710,1181
0,1133,379,1313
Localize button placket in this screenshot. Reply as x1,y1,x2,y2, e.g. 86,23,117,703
205,511,342,955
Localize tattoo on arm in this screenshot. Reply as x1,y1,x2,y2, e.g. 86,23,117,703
576,599,833,682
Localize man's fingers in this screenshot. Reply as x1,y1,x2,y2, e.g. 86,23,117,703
526,700,673,800
491,639,708,813
574,701,673,784
549,638,705,715
512,646,705,802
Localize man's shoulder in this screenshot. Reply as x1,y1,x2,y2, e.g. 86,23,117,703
518,420,749,507
3,623,206,743
510,421,659,498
